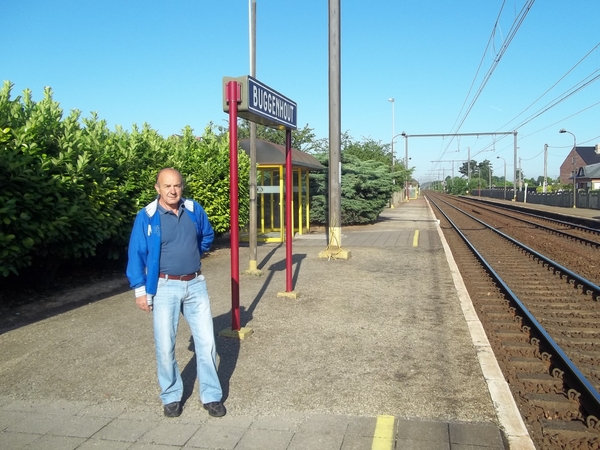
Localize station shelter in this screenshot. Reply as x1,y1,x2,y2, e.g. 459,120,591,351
239,138,325,243
408,183,420,199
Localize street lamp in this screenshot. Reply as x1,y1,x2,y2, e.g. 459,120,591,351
559,128,577,208
496,156,507,199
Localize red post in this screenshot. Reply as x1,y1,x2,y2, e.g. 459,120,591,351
285,129,293,292
227,81,240,331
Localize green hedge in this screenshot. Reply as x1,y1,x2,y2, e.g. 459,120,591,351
0,82,249,277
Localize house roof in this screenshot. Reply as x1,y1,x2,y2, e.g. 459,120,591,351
578,161,600,179
239,138,325,171
575,146,600,165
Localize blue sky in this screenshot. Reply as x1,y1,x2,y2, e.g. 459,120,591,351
4,1,599,185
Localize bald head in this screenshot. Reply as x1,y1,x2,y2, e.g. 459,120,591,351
156,168,183,185
155,168,184,211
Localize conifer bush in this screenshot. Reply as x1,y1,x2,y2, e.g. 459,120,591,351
309,153,394,225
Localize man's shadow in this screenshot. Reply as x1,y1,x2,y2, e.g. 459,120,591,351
179,250,306,406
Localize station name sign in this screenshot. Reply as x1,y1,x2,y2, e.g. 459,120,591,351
223,75,297,130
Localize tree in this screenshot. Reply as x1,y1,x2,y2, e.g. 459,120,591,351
234,120,320,153
344,136,391,165
458,160,478,178
458,159,495,187
447,177,468,195
477,160,492,187
310,153,393,225
342,135,413,192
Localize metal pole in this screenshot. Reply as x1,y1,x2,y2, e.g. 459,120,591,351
405,135,409,200
572,136,577,208
503,161,506,198
247,0,260,274
388,98,394,207
499,157,506,199
285,129,293,291
573,156,577,208
467,147,471,189
543,144,548,193
388,98,394,166
400,132,409,200
227,81,241,331
513,131,518,201
328,0,342,248
442,167,445,191
519,157,522,191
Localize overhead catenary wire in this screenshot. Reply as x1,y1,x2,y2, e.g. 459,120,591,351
509,72,600,131
518,101,600,141
435,0,536,165
448,0,507,133
497,42,600,131
449,0,536,137
484,43,600,159
421,2,597,181
445,60,600,166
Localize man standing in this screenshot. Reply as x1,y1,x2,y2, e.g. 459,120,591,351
126,168,225,418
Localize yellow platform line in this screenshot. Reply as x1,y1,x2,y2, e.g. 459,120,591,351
371,415,395,450
412,229,420,247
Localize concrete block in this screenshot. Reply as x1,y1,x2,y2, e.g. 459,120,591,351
91,418,155,442
449,421,504,448
234,428,293,450
185,422,246,449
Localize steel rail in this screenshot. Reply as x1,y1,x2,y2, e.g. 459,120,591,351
462,196,600,232
440,197,600,296
428,194,600,421
459,198,600,248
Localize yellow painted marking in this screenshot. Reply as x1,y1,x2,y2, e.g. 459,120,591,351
412,229,420,247
371,415,395,450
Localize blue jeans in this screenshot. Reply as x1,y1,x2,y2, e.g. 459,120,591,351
152,274,222,405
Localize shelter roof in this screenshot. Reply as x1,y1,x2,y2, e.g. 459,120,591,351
239,138,325,171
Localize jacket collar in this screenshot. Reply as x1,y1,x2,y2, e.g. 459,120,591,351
145,197,194,217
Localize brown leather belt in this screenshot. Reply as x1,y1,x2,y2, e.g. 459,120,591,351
158,271,200,281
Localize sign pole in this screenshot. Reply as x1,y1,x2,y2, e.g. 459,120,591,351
221,74,299,301
227,81,241,331
285,129,293,292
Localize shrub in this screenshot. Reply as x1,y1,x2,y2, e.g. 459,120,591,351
0,82,249,278
309,153,393,225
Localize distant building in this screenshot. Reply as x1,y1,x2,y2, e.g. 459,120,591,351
559,144,600,185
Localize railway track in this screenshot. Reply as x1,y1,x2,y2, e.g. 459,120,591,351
425,192,600,449
436,194,600,289
458,196,600,248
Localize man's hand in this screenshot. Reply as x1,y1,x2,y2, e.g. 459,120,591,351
136,295,152,312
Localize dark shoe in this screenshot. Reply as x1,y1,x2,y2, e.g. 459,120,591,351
163,401,182,418
203,401,226,417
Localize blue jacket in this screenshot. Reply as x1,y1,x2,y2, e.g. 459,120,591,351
126,197,214,296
